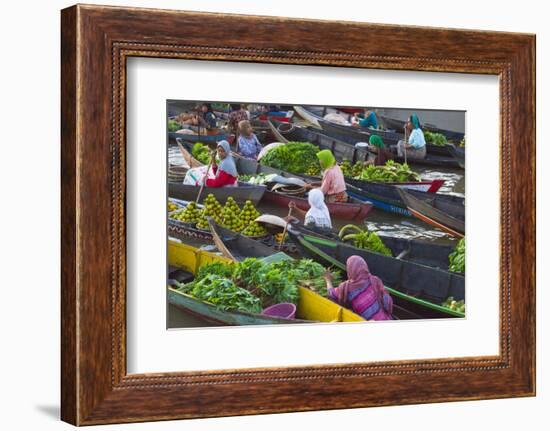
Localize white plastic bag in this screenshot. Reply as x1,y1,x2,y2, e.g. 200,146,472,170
183,165,215,186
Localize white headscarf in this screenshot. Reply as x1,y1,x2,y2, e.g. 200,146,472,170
305,188,332,229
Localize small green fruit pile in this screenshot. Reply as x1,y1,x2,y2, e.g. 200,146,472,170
240,201,267,236
442,296,465,314
196,194,223,230
221,197,244,232
242,221,267,237
171,201,201,223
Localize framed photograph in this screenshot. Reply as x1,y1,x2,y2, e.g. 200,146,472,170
61,4,535,425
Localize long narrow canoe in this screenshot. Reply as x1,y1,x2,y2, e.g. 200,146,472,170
345,181,457,218
398,189,465,238
167,240,364,324
287,228,465,319
263,189,373,221
168,130,232,144
168,182,266,205
257,215,455,271
294,107,462,168
381,115,465,142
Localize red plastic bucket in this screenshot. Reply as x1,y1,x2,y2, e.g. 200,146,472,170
262,303,296,320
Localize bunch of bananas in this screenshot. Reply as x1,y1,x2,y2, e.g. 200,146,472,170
338,225,392,256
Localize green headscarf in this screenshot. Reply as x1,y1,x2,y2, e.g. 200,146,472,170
410,114,421,130
369,134,385,149
317,149,336,170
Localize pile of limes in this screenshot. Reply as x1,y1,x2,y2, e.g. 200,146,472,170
221,197,244,232
171,201,201,223
167,200,179,212
242,221,267,237
196,194,223,230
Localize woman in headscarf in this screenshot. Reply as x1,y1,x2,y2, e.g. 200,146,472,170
397,113,427,160
287,188,332,230
237,120,263,159
198,103,217,129
307,149,347,203
205,140,238,187
353,109,378,129
367,134,394,166
325,255,393,321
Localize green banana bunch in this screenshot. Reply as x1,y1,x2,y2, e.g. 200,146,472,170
338,225,392,256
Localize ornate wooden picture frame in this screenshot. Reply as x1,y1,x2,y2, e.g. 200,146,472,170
61,4,535,425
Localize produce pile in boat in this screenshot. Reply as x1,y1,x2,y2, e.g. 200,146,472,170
340,160,421,183
261,141,321,176
339,159,363,178
339,225,392,256
192,142,211,164
423,130,448,146
238,173,277,185
167,200,179,212
448,238,465,273
168,119,181,132
441,296,465,314
175,258,342,313
169,195,267,236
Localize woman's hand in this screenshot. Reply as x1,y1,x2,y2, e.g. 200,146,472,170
323,271,333,282
303,183,314,190
288,201,296,210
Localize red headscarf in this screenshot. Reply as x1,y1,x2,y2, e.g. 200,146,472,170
337,255,387,306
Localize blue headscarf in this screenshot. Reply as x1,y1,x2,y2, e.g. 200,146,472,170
216,140,238,177
410,114,421,130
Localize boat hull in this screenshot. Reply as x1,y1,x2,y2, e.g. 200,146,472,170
288,230,465,319
398,189,465,237
167,241,364,324
263,190,373,221
168,182,266,205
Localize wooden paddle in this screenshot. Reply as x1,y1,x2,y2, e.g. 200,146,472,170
403,126,409,165
279,206,293,249
195,151,215,204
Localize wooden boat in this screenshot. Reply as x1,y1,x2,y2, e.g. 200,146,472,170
208,218,283,261
381,115,465,142
168,182,266,205
294,107,462,168
258,215,456,271
286,227,465,319
263,188,373,221
168,130,233,144
167,240,364,325
345,181,456,218
168,218,213,241
293,105,322,129
258,110,294,123
398,189,465,238
449,145,465,169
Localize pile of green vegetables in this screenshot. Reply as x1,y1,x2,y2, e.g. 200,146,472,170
357,160,421,183
261,142,321,175
441,296,465,314
168,119,181,132
176,258,342,313
339,159,363,179
192,142,211,165
339,225,392,256
423,130,448,146
448,238,465,273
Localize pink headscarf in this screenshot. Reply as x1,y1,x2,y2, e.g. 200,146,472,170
337,255,387,306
